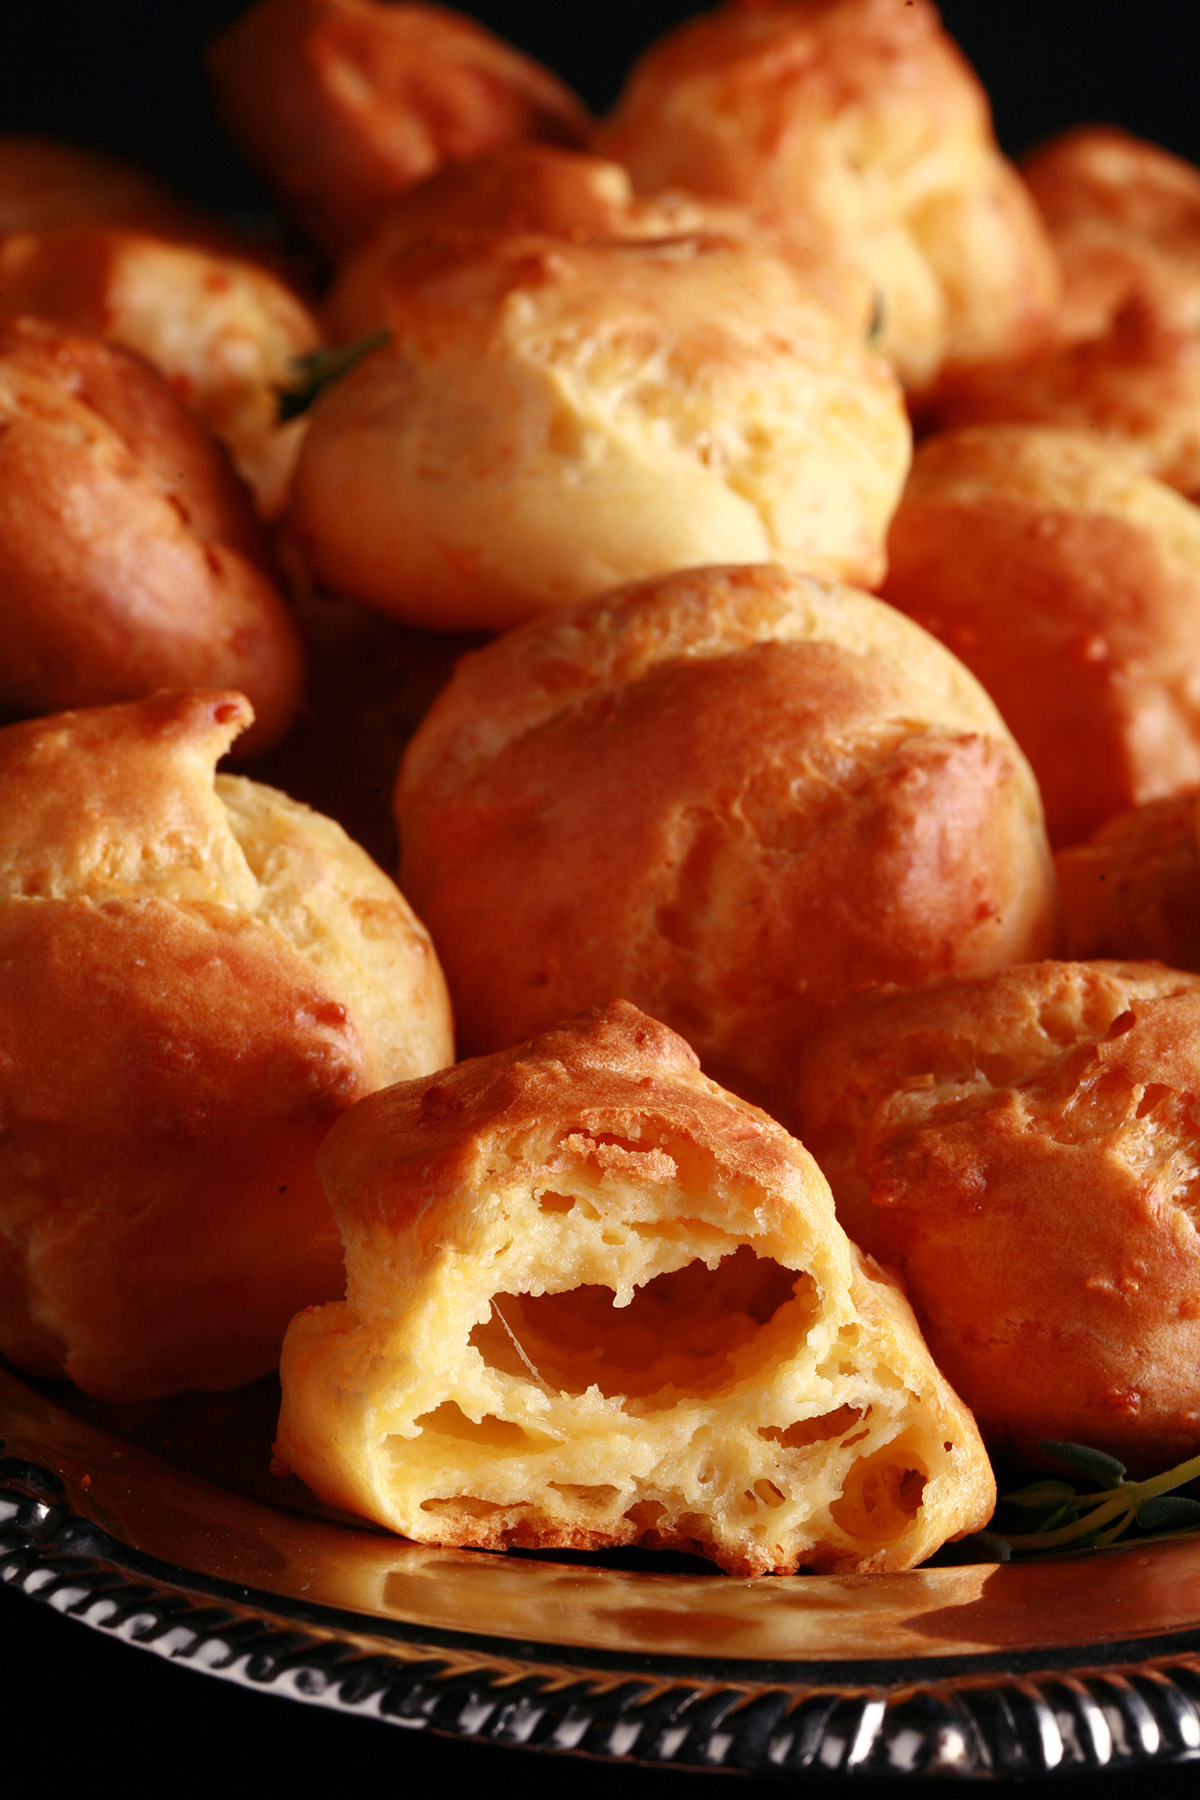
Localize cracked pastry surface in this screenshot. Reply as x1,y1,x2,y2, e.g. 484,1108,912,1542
208,0,590,256
0,316,303,755
322,142,875,342
1056,792,1200,968
0,689,453,1401
275,1000,994,1574
933,129,1200,498
286,230,910,630
396,561,1055,1104
879,424,1200,849
793,960,1200,1469
0,223,321,517
594,0,1059,394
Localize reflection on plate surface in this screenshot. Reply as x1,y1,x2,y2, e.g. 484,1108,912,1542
4,1359,1200,1780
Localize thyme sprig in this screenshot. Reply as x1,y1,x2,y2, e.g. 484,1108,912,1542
983,1439,1200,1559
276,329,392,422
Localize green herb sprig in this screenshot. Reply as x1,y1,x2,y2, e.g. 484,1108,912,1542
276,329,392,422
865,290,886,350
980,1439,1200,1560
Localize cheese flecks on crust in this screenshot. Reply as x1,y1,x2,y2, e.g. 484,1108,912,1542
0,688,453,1085
275,1001,994,1575
287,232,911,630
0,226,321,518
792,960,1200,1470
395,562,1055,1101
594,0,1059,394
0,690,453,1401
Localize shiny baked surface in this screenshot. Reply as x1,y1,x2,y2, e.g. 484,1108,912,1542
794,960,1200,1470
881,424,1200,848
288,231,910,629
0,690,453,1402
397,561,1055,1104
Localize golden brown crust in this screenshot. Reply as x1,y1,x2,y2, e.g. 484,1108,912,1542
595,0,1059,392
323,143,875,340
0,690,454,1400
320,1003,783,1253
276,1000,994,1573
792,960,1200,1469
396,562,1055,1102
288,232,910,630
0,316,270,564
1022,128,1200,343
0,224,321,517
880,425,1200,848
0,318,302,756
929,318,1200,505
0,893,360,1396
208,0,590,256
932,130,1200,497
1056,791,1200,966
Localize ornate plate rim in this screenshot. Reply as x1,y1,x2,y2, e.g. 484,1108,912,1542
6,1365,1200,1780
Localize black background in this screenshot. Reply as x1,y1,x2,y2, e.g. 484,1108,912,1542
6,2,1200,1793
6,0,1200,213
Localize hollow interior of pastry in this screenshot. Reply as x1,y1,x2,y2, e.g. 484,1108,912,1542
365,1144,942,1571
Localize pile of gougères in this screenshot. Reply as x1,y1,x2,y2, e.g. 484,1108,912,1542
5,0,1200,1578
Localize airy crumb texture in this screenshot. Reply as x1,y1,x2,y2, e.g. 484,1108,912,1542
880,424,1200,848
208,0,590,257
0,225,321,517
0,690,453,1401
793,960,1200,1469
595,0,1059,393
287,231,910,629
396,562,1055,1102
275,1001,994,1575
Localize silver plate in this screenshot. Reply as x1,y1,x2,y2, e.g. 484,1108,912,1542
5,1360,1200,1779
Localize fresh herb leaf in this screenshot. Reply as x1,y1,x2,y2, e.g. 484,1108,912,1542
276,329,392,422
980,1440,1200,1558
1135,1495,1200,1530
1002,1479,1079,1510
866,291,885,349
1036,1501,1081,1534
1039,1440,1128,1485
